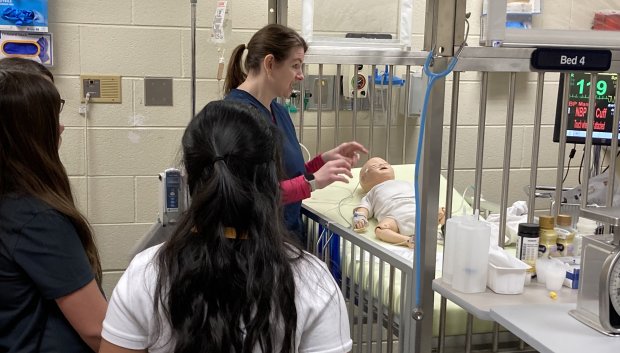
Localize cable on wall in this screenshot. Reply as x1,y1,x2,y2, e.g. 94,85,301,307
80,93,91,217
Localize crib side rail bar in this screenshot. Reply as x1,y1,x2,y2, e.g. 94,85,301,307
302,205,416,273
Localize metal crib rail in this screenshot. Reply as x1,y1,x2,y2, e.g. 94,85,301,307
301,204,415,353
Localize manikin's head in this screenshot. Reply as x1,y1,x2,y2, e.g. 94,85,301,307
359,157,395,192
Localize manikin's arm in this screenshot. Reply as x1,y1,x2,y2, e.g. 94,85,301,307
353,207,369,230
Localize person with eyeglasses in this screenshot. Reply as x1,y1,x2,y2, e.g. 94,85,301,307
0,69,107,352
0,58,66,146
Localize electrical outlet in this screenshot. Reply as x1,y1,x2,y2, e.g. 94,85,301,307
80,75,122,103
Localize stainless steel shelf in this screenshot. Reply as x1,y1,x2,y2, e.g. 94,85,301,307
304,47,429,66
306,46,620,73
580,206,620,227
454,47,620,73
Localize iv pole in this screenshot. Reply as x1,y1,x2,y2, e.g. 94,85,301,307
190,0,197,120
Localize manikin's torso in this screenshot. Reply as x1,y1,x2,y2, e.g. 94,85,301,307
361,180,415,222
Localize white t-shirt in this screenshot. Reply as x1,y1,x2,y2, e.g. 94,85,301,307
102,244,352,353
358,179,416,235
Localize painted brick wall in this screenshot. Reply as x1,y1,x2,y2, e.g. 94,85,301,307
49,0,267,296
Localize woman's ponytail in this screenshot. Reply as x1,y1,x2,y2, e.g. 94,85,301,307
224,44,246,94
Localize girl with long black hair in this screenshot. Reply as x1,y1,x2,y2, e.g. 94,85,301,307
100,100,351,353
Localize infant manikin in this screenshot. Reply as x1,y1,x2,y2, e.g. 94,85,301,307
352,157,446,249
353,157,417,248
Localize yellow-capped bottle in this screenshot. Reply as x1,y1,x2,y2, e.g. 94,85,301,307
538,215,558,258
555,214,576,257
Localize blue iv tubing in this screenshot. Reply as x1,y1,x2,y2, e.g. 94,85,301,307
413,50,460,310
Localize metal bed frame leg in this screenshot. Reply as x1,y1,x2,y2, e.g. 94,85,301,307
348,246,357,334
438,296,447,353
465,313,473,353
356,249,366,353
378,261,385,353
366,255,375,353
387,267,395,353
492,322,500,352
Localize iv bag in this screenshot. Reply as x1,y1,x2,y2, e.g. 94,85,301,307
211,0,232,44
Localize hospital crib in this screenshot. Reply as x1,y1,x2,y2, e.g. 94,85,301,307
293,45,444,353
294,41,620,353
292,43,499,352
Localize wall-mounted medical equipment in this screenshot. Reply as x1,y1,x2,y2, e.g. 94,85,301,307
285,88,302,113
130,168,189,258
343,65,371,98
0,30,51,65
553,72,618,146
79,75,122,103
305,75,335,111
370,65,405,117
159,168,187,225
0,0,47,32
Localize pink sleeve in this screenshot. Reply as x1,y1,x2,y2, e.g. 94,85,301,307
305,154,325,174
281,175,311,205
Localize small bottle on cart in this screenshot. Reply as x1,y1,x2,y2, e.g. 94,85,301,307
516,223,540,282
538,215,558,257
555,214,576,257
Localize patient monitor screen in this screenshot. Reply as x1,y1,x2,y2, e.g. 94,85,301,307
554,72,618,145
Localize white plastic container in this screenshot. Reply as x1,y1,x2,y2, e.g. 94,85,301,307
451,217,491,293
575,218,598,257
442,215,472,285
487,258,531,294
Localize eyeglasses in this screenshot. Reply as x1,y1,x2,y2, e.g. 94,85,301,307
59,99,65,113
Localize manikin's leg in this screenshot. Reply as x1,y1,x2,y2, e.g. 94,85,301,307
375,218,413,249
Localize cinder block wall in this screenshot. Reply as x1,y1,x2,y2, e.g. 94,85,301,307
49,0,611,295
50,1,267,295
